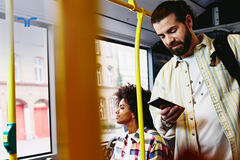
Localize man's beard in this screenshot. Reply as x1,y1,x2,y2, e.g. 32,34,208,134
168,26,192,57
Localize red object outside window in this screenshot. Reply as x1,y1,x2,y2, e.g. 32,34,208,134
16,104,26,140
34,105,50,138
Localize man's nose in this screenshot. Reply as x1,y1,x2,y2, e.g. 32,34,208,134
165,35,174,46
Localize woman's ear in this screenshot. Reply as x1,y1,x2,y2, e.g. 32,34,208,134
131,112,136,119
185,14,193,29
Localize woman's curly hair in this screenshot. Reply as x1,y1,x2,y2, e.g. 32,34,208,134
114,83,155,129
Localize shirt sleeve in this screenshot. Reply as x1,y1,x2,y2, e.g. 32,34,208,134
228,34,240,63
148,137,173,160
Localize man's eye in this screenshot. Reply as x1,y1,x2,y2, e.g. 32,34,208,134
170,29,176,33
160,35,165,39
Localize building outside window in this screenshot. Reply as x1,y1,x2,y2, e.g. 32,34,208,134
95,40,101,55
109,97,116,119
99,98,105,119
15,54,20,82
103,41,112,57
95,39,148,142
34,57,44,83
107,66,113,86
96,64,102,86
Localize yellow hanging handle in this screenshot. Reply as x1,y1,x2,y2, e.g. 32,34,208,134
134,8,146,160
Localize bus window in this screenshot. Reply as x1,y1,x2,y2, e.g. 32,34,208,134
0,19,52,159
95,39,149,142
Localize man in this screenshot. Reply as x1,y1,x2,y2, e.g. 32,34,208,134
149,1,240,160
111,84,172,160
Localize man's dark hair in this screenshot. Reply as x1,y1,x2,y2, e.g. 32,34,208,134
114,84,155,129
151,0,196,25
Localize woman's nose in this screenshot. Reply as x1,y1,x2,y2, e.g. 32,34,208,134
115,108,119,114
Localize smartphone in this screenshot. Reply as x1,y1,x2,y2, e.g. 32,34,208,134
148,97,177,109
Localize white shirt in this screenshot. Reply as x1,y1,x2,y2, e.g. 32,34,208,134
183,54,232,160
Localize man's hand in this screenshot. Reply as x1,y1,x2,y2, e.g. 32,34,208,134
160,105,184,124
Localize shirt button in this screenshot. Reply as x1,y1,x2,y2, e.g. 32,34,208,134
190,117,193,120
185,70,187,73
192,133,195,136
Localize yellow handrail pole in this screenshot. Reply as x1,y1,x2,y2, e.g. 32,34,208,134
106,0,151,159
129,0,146,159
6,0,17,159
135,10,146,160
107,0,152,17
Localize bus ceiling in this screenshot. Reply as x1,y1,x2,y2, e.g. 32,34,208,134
97,0,240,48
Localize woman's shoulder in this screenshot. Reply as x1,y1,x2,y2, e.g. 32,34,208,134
144,128,165,142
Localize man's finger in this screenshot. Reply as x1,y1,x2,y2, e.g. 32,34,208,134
166,105,179,117
159,107,171,116
165,107,184,123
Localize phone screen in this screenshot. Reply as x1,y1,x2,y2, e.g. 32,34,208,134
148,97,177,109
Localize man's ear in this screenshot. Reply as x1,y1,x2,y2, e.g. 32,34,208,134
185,14,193,29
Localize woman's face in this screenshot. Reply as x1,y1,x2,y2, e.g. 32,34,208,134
115,99,134,124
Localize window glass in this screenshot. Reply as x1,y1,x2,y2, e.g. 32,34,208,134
15,55,20,82
95,39,148,142
102,41,112,57
0,19,51,158
109,97,116,119
34,57,44,83
96,64,102,86
99,98,106,119
95,40,101,55
107,66,113,86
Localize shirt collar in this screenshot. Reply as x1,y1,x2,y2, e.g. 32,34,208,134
125,128,146,143
173,34,214,68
